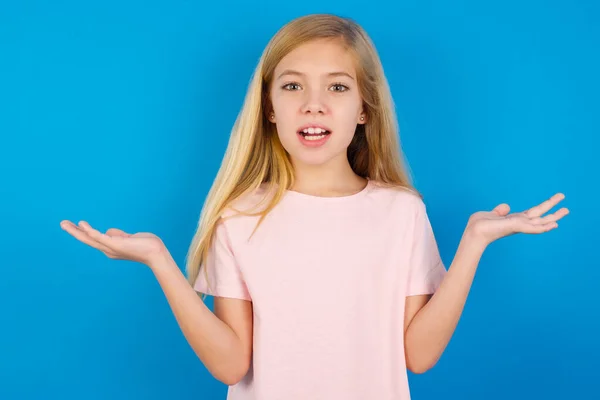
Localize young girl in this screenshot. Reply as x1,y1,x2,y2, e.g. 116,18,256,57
60,13,569,400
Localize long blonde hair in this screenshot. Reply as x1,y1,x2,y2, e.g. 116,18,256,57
185,13,421,287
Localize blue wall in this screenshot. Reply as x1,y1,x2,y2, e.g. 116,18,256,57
1,1,598,399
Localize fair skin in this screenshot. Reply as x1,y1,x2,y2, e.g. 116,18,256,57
59,39,570,382
403,196,569,372
268,38,368,196
59,194,569,379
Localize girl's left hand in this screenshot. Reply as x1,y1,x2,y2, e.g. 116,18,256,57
466,192,570,246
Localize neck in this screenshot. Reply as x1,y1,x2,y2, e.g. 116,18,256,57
290,155,368,197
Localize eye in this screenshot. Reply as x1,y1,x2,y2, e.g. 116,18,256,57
329,83,349,92
282,82,301,91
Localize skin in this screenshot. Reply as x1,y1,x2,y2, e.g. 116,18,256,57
59,39,570,382
268,38,368,197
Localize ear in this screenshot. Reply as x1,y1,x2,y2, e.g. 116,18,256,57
358,112,367,125
357,102,367,124
266,104,276,123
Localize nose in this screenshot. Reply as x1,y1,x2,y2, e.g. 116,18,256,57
300,88,328,115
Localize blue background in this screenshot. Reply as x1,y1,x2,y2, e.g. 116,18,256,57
1,0,598,399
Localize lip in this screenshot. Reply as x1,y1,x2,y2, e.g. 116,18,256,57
296,123,332,133
297,131,332,147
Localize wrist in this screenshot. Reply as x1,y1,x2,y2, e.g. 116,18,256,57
147,248,176,272
461,227,489,254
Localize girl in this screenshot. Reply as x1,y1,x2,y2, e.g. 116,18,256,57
60,13,569,400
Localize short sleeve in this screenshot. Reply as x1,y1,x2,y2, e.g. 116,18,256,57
193,218,252,301
406,198,447,296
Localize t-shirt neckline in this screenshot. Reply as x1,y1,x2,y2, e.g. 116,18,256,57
284,178,372,202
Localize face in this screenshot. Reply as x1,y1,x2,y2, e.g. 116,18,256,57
268,38,367,168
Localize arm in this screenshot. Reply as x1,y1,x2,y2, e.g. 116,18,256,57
403,229,487,374
403,192,568,373
58,219,253,384
149,251,253,385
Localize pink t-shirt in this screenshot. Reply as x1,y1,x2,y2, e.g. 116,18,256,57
193,179,447,400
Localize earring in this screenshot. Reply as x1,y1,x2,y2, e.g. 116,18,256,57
360,116,365,121
270,113,275,120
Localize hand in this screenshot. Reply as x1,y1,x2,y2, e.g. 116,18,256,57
60,220,168,267
466,192,570,246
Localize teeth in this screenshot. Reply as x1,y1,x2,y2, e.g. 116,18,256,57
304,135,326,141
302,127,327,134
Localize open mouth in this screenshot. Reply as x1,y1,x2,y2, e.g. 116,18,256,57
297,127,331,141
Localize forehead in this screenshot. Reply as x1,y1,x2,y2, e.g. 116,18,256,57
274,39,357,77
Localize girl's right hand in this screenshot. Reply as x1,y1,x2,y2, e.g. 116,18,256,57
60,220,168,267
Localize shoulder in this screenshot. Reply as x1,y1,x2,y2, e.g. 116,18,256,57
214,183,276,242
220,183,273,219
367,179,425,211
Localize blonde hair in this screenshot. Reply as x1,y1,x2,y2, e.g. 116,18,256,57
185,13,421,287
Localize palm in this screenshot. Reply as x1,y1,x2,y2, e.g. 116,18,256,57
60,220,167,266
467,192,569,245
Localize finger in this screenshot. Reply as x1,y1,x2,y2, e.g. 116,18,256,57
517,219,559,234
106,228,130,237
79,222,128,256
61,221,116,255
492,203,511,216
535,207,570,224
62,221,116,255
525,193,566,218
78,221,115,245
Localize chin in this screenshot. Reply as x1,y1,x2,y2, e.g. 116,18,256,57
288,150,345,168
279,133,351,168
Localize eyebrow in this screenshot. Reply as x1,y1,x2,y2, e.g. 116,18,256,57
276,69,355,81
